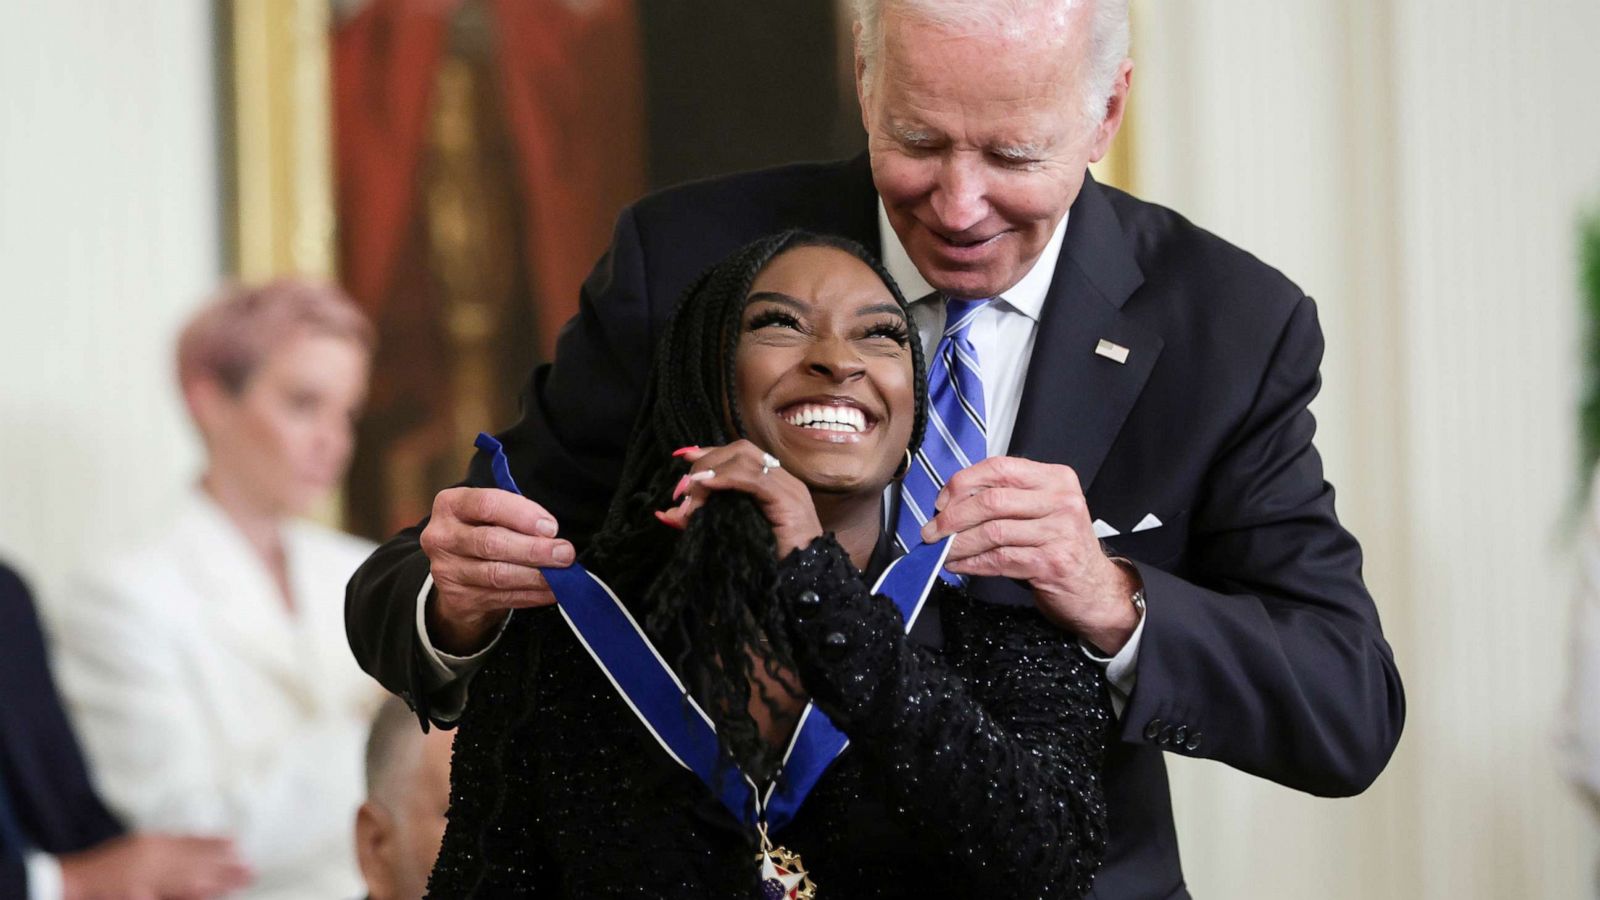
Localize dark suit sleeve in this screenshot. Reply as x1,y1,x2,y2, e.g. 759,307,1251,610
0,564,125,862
1121,296,1405,797
0,854,23,900
345,205,655,728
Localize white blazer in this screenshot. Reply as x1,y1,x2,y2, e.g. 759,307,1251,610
49,489,382,900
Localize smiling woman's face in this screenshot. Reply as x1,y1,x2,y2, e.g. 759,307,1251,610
734,244,916,497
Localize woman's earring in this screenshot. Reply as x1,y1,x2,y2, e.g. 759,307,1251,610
894,449,913,480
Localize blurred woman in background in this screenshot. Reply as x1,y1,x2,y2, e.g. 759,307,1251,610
49,278,382,900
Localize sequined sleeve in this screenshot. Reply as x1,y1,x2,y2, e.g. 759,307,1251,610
776,534,1114,898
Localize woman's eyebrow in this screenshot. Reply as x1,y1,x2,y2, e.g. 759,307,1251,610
856,302,904,318
745,291,806,310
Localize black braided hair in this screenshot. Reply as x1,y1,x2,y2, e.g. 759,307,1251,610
461,232,929,889
575,229,929,779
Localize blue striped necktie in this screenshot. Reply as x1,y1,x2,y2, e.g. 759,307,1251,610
896,296,991,568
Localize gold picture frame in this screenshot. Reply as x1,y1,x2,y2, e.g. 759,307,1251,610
220,0,335,281
222,1,1137,282
219,0,339,524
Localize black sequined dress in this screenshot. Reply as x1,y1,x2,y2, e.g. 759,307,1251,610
428,534,1114,898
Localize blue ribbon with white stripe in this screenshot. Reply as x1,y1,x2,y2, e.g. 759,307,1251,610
474,432,951,832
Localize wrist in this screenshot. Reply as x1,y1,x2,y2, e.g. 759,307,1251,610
57,848,98,900
426,590,500,656
1080,557,1144,655
774,518,825,559
777,534,825,559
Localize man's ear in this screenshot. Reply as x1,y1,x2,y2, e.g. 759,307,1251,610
854,20,872,134
355,801,397,900
1088,59,1135,164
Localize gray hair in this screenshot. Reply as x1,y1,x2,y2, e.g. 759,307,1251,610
852,0,1130,124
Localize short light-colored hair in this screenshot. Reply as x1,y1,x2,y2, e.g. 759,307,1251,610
365,697,424,802
852,0,1130,124
176,276,374,395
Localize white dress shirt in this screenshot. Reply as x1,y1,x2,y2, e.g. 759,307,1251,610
24,851,61,900
875,202,1143,715
416,201,1146,718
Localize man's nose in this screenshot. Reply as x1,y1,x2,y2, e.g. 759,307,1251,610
928,154,989,234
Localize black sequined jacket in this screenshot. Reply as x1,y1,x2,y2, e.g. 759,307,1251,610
428,534,1114,898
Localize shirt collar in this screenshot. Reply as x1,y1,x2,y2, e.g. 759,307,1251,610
875,199,1070,322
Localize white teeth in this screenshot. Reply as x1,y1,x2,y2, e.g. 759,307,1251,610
784,403,867,433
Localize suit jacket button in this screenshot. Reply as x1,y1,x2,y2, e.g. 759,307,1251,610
1143,718,1164,741
1185,731,1203,751
1173,725,1189,745
1158,724,1175,745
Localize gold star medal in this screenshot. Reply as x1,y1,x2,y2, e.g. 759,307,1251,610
756,823,816,899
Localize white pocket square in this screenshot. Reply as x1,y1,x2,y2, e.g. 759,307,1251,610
1092,519,1121,539
1131,513,1164,533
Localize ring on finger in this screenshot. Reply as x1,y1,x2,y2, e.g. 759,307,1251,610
760,452,781,476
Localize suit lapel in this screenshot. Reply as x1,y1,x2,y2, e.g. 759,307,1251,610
973,175,1163,608
176,493,314,709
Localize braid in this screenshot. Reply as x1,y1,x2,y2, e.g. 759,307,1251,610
576,229,925,779
463,230,926,891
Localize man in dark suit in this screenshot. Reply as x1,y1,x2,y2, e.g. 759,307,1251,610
0,562,250,899
347,1,1405,895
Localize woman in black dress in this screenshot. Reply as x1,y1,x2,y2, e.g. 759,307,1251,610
428,231,1113,898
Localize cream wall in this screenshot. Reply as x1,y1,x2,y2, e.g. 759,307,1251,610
1133,1,1600,897
0,4,219,602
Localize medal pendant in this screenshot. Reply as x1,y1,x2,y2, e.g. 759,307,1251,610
756,824,816,899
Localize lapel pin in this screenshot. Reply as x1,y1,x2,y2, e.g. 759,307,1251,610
1095,339,1131,364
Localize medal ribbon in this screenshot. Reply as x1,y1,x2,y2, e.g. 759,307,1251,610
474,432,951,832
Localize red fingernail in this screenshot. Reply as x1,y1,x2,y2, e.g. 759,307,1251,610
653,509,685,531
672,445,702,458
672,475,691,500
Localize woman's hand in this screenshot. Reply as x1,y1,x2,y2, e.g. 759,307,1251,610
656,441,823,557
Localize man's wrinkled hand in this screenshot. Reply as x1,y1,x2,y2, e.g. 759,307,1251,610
920,456,1140,654
419,486,574,655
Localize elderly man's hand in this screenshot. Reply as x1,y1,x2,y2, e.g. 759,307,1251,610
419,487,573,655
920,457,1141,654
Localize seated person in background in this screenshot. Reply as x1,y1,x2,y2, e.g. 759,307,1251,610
355,698,454,900
0,559,250,900
48,278,383,900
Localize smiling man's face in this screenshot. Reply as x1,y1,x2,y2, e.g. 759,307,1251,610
860,4,1102,300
